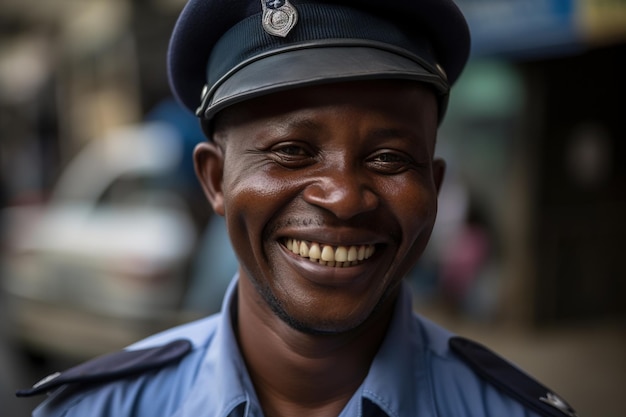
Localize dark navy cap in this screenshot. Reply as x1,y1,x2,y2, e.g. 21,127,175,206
168,0,470,123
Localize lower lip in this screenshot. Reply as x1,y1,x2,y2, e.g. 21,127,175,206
279,244,374,287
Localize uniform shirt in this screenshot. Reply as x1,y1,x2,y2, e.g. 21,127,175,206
33,276,541,417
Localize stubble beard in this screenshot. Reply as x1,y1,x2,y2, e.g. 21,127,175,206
245,269,398,336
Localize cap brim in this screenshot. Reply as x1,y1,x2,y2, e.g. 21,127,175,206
199,44,449,120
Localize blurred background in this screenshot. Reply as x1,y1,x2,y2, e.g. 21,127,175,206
1,0,624,416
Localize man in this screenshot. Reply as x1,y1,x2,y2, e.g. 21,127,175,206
19,1,578,416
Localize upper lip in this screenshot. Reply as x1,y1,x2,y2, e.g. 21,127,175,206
275,226,387,248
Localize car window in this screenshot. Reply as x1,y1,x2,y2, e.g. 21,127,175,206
96,174,184,209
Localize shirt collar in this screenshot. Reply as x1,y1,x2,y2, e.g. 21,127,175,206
357,281,432,417
188,277,429,417
180,274,264,417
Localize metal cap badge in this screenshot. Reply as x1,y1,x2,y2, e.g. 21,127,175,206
540,392,578,417
261,0,298,37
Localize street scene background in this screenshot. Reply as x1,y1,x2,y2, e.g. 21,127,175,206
2,1,625,416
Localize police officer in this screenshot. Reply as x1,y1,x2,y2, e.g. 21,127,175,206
19,1,579,416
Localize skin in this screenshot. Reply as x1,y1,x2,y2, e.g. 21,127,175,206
194,80,444,417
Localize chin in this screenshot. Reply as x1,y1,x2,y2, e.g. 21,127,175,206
281,312,369,336
271,285,398,336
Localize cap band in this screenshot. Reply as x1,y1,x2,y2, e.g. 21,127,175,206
197,3,449,120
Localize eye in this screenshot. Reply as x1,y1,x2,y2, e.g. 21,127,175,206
269,142,315,168
367,150,416,174
274,144,308,156
373,152,404,163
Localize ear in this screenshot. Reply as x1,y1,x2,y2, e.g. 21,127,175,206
194,141,225,216
432,157,446,196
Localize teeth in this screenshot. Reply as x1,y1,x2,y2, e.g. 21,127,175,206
321,245,334,261
335,246,348,262
299,241,309,257
309,243,321,260
348,246,358,262
284,239,376,267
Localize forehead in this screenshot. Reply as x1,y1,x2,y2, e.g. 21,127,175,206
213,80,438,135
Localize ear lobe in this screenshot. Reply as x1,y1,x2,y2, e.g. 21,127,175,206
194,141,225,216
433,157,446,196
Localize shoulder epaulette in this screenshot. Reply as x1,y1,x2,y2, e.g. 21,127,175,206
16,339,192,398
450,336,578,417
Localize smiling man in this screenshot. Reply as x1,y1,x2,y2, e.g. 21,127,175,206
21,1,578,416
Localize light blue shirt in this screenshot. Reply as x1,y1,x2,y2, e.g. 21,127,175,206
33,276,540,417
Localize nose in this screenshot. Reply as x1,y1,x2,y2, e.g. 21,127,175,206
302,166,379,220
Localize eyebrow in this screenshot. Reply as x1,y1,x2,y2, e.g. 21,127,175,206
366,127,420,142
272,116,321,134
266,114,428,149
273,117,420,138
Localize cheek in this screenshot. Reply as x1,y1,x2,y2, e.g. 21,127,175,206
387,175,439,250
223,167,294,221
221,165,300,260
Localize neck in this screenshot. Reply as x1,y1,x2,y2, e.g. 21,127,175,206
236,278,397,417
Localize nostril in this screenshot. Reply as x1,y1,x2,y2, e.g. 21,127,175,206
302,179,379,219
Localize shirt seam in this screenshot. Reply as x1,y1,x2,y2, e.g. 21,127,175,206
362,389,397,417
422,331,442,417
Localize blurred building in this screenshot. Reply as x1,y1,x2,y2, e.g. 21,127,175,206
440,0,626,326
0,0,187,205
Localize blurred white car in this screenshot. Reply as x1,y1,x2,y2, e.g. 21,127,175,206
1,122,203,360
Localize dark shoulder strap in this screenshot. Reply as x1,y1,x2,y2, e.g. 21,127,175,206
16,339,192,398
449,336,579,417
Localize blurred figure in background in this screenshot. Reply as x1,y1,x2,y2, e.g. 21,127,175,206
439,199,494,317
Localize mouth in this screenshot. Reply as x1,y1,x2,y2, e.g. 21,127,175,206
283,238,376,268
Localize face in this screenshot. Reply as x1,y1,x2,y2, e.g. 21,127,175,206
195,80,444,335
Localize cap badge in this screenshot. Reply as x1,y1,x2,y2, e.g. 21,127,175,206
261,0,298,38
540,392,578,416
